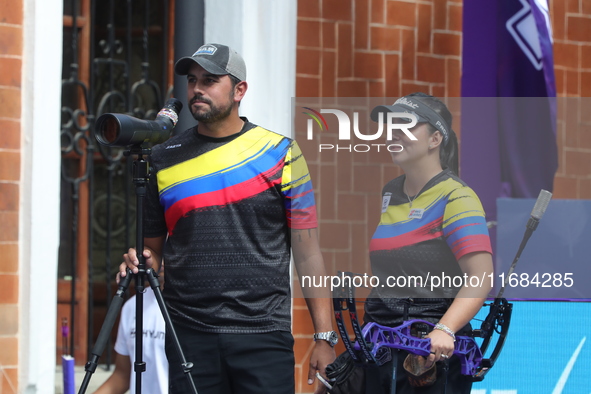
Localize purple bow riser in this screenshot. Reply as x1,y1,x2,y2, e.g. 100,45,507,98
356,320,483,376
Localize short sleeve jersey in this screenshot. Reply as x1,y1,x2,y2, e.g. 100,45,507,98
143,120,317,333
364,169,492,325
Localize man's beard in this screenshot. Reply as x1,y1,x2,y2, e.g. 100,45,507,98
190,93,234,123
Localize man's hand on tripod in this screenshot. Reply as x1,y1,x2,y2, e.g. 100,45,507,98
117,236,165,283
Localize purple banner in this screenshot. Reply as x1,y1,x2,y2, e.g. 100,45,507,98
461,0,558,225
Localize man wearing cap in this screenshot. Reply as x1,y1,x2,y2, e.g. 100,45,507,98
120,43,336,394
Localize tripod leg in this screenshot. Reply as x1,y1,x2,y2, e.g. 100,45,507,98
146,268,199,394
78,271,133,394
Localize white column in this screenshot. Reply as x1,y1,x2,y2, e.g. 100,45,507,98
21,0,63,392
203,0,297,137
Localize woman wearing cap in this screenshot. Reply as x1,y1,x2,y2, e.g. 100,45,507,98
363,92,494,393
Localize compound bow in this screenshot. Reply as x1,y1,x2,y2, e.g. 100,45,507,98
332,274,512,381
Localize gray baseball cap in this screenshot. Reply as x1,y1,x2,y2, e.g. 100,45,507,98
174,43,246,81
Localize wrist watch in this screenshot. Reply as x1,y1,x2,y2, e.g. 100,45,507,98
313,331,339,347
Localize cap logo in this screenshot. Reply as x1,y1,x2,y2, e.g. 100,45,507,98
193,45,217,56
394,97,419,109
435,120,447,135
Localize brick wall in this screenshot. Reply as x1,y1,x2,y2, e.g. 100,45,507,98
0,0,22,392
551,0,591,198
294,0,591,393
296,0,462,98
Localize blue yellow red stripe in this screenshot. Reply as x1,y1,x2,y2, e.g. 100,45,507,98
155,127,318,234
370,177,491,260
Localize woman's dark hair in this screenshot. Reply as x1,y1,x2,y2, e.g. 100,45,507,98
407,92,459,176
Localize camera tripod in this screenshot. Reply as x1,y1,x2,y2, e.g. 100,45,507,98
78,146,198,394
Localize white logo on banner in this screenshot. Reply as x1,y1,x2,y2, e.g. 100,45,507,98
469,336,587,394
505,0,552,71
551,337,586,394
